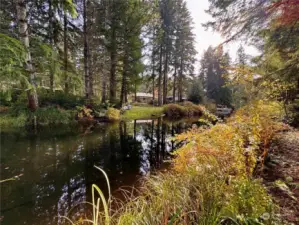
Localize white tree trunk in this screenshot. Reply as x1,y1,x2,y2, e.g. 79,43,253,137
16,0,38,110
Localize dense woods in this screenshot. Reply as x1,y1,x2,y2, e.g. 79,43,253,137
0,0,198,110
2,0,297,124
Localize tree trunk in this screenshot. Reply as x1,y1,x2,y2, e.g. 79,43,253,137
48,0,54,92
151,46,155,105
173,66,176,103
178,58,183,102
109,25,117,103
163,44,168,105
120,44,129,107
83,0,91,99
88,1,94,97
158,44,163,106
16,0,38,111
64,11,69,94
101,75,107,103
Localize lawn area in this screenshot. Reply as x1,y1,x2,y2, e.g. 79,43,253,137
121,106,164,120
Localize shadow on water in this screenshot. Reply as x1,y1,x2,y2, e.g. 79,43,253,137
0,118,201,225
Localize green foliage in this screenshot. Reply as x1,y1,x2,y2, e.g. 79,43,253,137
188,79,205,104
37,89,85,109
0,113,27,128
28,106,76,125
105,108,120,121
0,33,28,87
223,179,272,219
0,105,76,127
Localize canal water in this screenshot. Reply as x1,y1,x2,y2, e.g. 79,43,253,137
0,118,199,225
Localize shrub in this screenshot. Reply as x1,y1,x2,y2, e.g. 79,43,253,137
105,107,120,121
182,101,203,117
205,100,217,113
163,102,204,119
37,89,85,109
0,89,23,106
0,113,27,127
28,106,76,125
174,100,285,176
0,106,9,113
163,104,185,118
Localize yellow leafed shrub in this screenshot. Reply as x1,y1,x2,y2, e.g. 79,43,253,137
174,100,286,177
105,107,120,121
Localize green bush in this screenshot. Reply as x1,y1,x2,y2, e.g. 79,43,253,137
37,89,85,109
0,113,27,127
29,106,76,125
105,107,120,121
0,89,23,106
1,106,76,127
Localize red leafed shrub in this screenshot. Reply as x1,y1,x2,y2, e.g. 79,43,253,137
268,0,299,26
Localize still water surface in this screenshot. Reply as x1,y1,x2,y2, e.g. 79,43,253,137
0,119,199,225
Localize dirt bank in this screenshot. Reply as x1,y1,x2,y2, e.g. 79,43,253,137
262,130,299,224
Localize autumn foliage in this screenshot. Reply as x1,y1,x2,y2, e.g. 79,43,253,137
174,100,287,177
268,0,299,26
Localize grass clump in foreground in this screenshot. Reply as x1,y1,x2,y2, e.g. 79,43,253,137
63,100,285,225
121,106,163,120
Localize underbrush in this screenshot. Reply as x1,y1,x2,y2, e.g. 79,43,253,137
121,106,163,120
105,108,120,121
163,102,203,119
0,106,76,127
62,100,284,225
0,113,27,127
37,90,85,109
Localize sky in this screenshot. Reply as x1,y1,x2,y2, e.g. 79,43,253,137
186,0,259,69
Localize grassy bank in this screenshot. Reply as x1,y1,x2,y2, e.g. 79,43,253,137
121,102,207,121
121,106,164,120
66,100,285,224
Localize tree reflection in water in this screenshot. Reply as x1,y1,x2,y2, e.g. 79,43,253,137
0,118,199,225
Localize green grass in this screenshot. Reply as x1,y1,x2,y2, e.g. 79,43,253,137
121,106,164,120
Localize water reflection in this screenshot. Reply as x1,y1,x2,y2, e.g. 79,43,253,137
0,119,198,225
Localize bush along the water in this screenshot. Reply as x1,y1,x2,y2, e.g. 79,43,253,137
163,102,203,119
62,100,284,225
0,105,76,127
105,108,120,121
